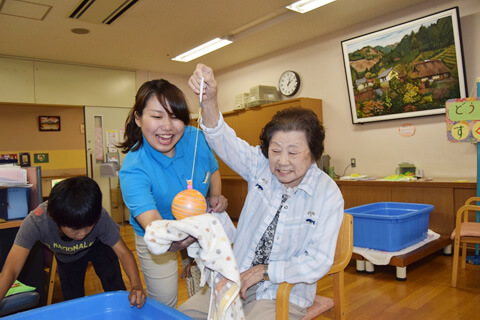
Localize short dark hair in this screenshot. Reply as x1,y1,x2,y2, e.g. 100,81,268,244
118,79,191,153
259,107,325,160
47,176,102,228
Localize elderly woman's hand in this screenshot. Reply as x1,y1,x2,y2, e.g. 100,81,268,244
168,235,196,252
239,264,264,300
208,194,228,213
188,64,220,128
188,63,217,102
180,260,194,278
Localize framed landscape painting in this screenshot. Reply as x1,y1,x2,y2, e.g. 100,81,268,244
341,7,466,124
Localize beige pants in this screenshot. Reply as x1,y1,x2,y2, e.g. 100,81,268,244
135,233,178,307
178,284,306,320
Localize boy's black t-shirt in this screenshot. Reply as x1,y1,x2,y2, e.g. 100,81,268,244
14,201,121,263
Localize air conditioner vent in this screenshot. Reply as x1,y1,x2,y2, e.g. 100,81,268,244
69,0,138,25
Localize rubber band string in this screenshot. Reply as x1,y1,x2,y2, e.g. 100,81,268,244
188,76,204,189
171,76,207,220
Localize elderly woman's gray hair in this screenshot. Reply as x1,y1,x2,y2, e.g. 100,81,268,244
259,107,325,160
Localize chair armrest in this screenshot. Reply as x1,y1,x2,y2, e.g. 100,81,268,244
276,282,295,320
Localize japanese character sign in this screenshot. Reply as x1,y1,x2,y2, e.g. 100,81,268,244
446,98,480,143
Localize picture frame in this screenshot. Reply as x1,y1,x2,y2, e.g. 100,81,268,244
19,152,31,167
39,116,61,131
33,153,49,163
341,7,467,124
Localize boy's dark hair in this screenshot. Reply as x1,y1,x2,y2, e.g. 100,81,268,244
47,176,102,229
259,107,325,161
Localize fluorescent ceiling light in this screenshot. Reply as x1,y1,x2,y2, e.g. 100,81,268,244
172,37,233,62
286,0,336,14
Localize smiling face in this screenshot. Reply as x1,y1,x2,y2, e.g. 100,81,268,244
135,96,185,158
268,130,314,188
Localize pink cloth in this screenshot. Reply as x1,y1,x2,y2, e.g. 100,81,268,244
451,222,480,239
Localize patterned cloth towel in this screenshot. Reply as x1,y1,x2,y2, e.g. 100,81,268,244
144,214,245,320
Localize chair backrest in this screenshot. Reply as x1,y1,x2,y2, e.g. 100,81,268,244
456,204,480,224
464,197,480,221
465,197,480,206
328,213,354,275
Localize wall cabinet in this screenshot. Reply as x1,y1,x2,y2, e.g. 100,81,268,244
0,57,35,103
0,57,135,107
34,61,135,107
219,98,323,219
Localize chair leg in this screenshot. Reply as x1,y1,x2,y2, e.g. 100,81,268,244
47,256,57,305
451,238,460,287
331,271,346,320
461,242,467,269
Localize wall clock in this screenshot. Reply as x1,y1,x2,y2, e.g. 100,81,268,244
278,70,300,97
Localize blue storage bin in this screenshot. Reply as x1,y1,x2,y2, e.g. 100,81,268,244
345,202,434,251
3,291,192,319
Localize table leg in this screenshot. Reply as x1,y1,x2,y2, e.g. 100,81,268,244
356,260,365,272
443,244,452,255
365,261,375,273
396,266,407,281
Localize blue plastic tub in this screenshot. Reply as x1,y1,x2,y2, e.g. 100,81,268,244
3,291,192,319
345,202,434,251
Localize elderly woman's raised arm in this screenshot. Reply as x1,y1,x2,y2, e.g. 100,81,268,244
188,63,220,128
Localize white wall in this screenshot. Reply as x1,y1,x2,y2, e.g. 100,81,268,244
212,0,480,179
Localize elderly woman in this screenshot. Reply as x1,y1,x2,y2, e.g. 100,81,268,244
180,64,344,320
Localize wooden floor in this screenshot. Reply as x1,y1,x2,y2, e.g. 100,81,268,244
52,223,480,319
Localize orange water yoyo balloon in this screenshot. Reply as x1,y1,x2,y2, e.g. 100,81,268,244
171,180,207,220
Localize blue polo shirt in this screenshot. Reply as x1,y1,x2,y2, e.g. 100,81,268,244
119,126,218,236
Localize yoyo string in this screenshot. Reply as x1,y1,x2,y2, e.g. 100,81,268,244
190,76,204,186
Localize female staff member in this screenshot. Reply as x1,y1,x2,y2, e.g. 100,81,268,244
180,65,344,319
118,79,228,307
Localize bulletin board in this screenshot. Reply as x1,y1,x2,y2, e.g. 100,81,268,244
446,97,480,143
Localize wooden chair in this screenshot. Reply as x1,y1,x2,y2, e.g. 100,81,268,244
451,197,480,287
43,248,57,305
46,255,57,305
276,213,353,320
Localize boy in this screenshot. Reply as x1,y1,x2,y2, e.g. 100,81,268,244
0,176,146,308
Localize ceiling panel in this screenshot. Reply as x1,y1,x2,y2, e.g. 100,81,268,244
0,0,433,75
